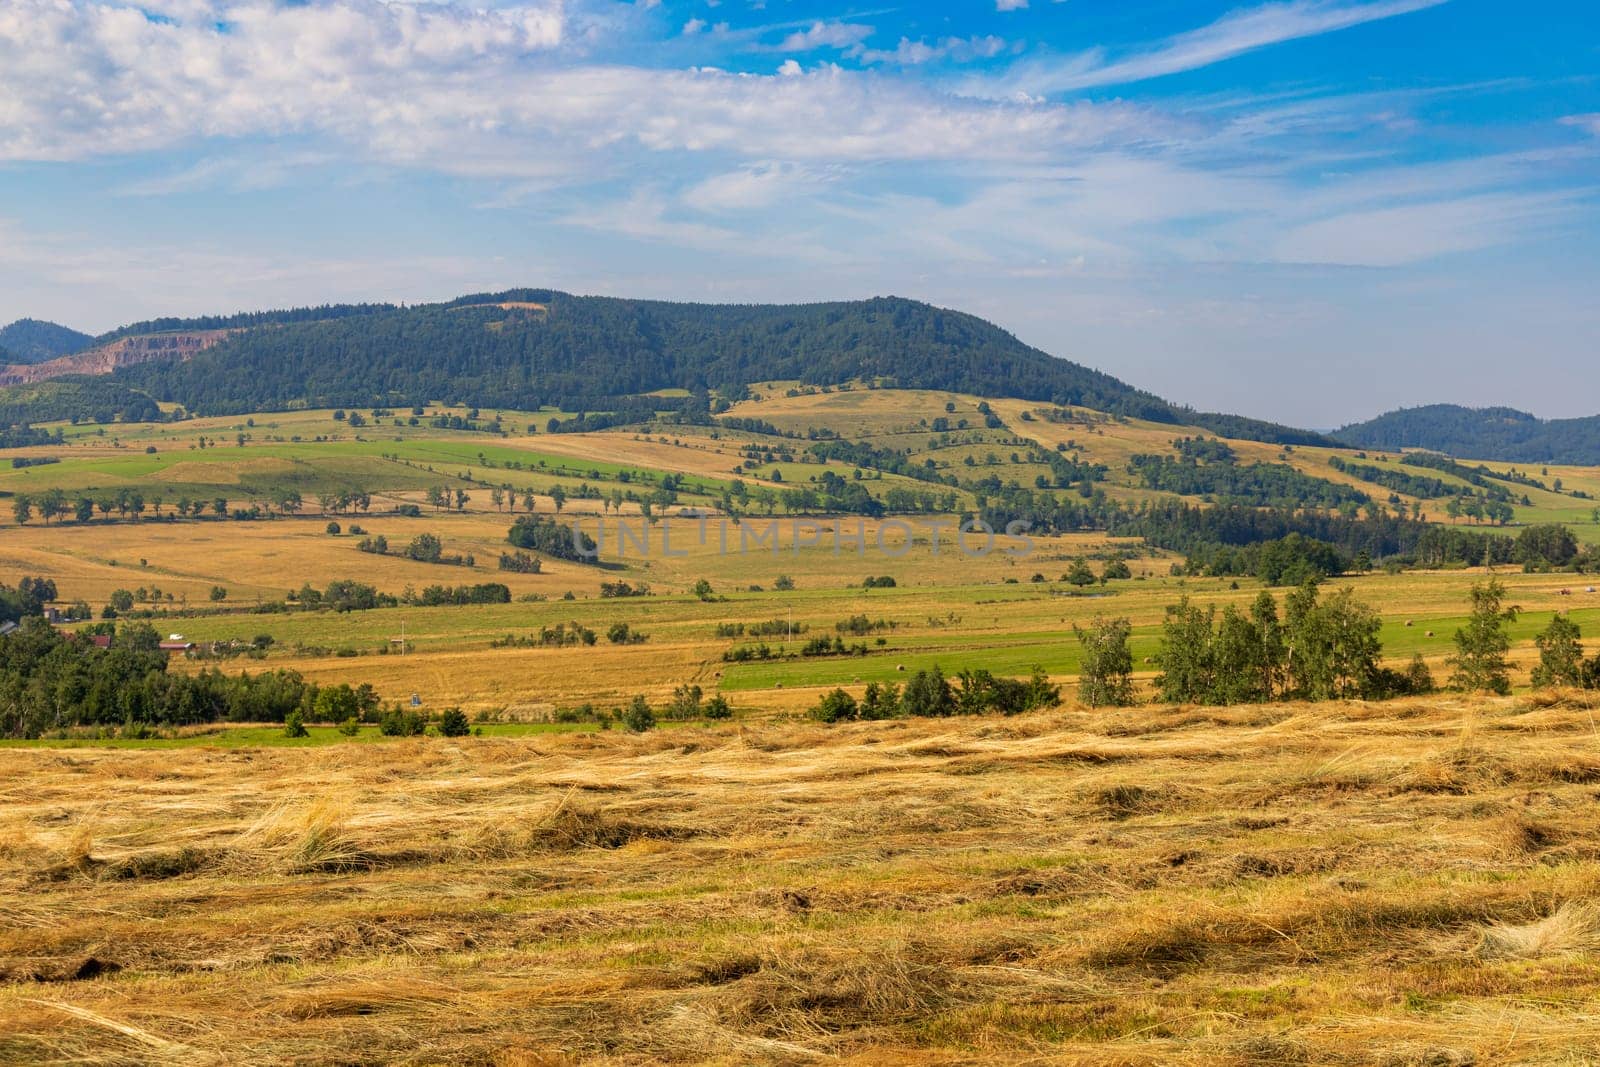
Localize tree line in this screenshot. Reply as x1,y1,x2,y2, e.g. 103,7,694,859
0,618,354,738
1075,578,1600,708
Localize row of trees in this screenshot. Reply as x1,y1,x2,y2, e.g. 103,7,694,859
1072,578,1600,709
810,666,1060,722
1144,584,1418,706
10,488,360,525
1128,452,1370,510
0,618,346,738
803,577,1600,726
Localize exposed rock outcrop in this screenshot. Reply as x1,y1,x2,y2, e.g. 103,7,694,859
0,330,233,386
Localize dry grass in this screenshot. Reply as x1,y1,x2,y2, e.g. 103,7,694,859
5,695,1600,1064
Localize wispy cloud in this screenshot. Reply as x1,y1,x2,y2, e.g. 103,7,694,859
1563,113,1600,138
984,0,1449,97
774,21,873,52
855,35,1009,67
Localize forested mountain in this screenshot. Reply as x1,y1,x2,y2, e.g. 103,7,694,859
0,319,93,363
1337,405,1600,465
109,290,1327,446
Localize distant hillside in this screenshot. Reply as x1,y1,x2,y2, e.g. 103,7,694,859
102,290,1328,447
1336,405,1600,465
0,319,93,364
0,378,162,427
0,330,236,387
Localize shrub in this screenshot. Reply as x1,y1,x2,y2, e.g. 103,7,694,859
621,696,655,733
507,515,595,562
337,717,360,737
283,710,309,738
438,708,471,737
607,621,648,644
326,521,341,535
703,694,733,720
404,533,443,563
313,683,361,721
379,708,427,736
1065,560,1096,587
665,683,702,719
901,666,954,717
810,688,859,723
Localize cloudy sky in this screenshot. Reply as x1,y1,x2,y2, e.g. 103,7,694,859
1,0,1596,427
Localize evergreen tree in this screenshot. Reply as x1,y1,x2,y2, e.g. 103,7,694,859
1531,613,1584,689
900,665,954,717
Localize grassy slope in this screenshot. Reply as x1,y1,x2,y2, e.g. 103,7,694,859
6,695,1600,1062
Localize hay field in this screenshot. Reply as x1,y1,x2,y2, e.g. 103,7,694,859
6,694,1600,1063
7,490,1597,710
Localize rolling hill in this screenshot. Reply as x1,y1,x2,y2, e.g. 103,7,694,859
33,289,1326,447
0,318,93,364
1337,405,1600,465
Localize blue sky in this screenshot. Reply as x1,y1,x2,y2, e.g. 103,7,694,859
0,0,1596,426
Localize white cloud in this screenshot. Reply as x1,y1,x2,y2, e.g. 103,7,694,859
0,4,1158,175
855,35,1008,66
775,21,873,52
996,0,1028,10
985,0,1449,96
682,17,706,35
0,0,565,160
683,161,830,212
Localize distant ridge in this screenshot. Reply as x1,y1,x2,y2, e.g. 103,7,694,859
0,319,94,364
5,290,1332,448
1336,404,1600,465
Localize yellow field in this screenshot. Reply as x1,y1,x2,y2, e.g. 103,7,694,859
6,494,1600,712
7,693,1600,1063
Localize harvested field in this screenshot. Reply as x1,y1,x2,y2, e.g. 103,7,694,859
6,693,1600,1063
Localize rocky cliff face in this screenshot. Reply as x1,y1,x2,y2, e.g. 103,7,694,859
0,330,233,386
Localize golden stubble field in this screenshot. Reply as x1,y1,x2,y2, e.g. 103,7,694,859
6,500,1598,712
6,693,1600,1064
0,512,1124,607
